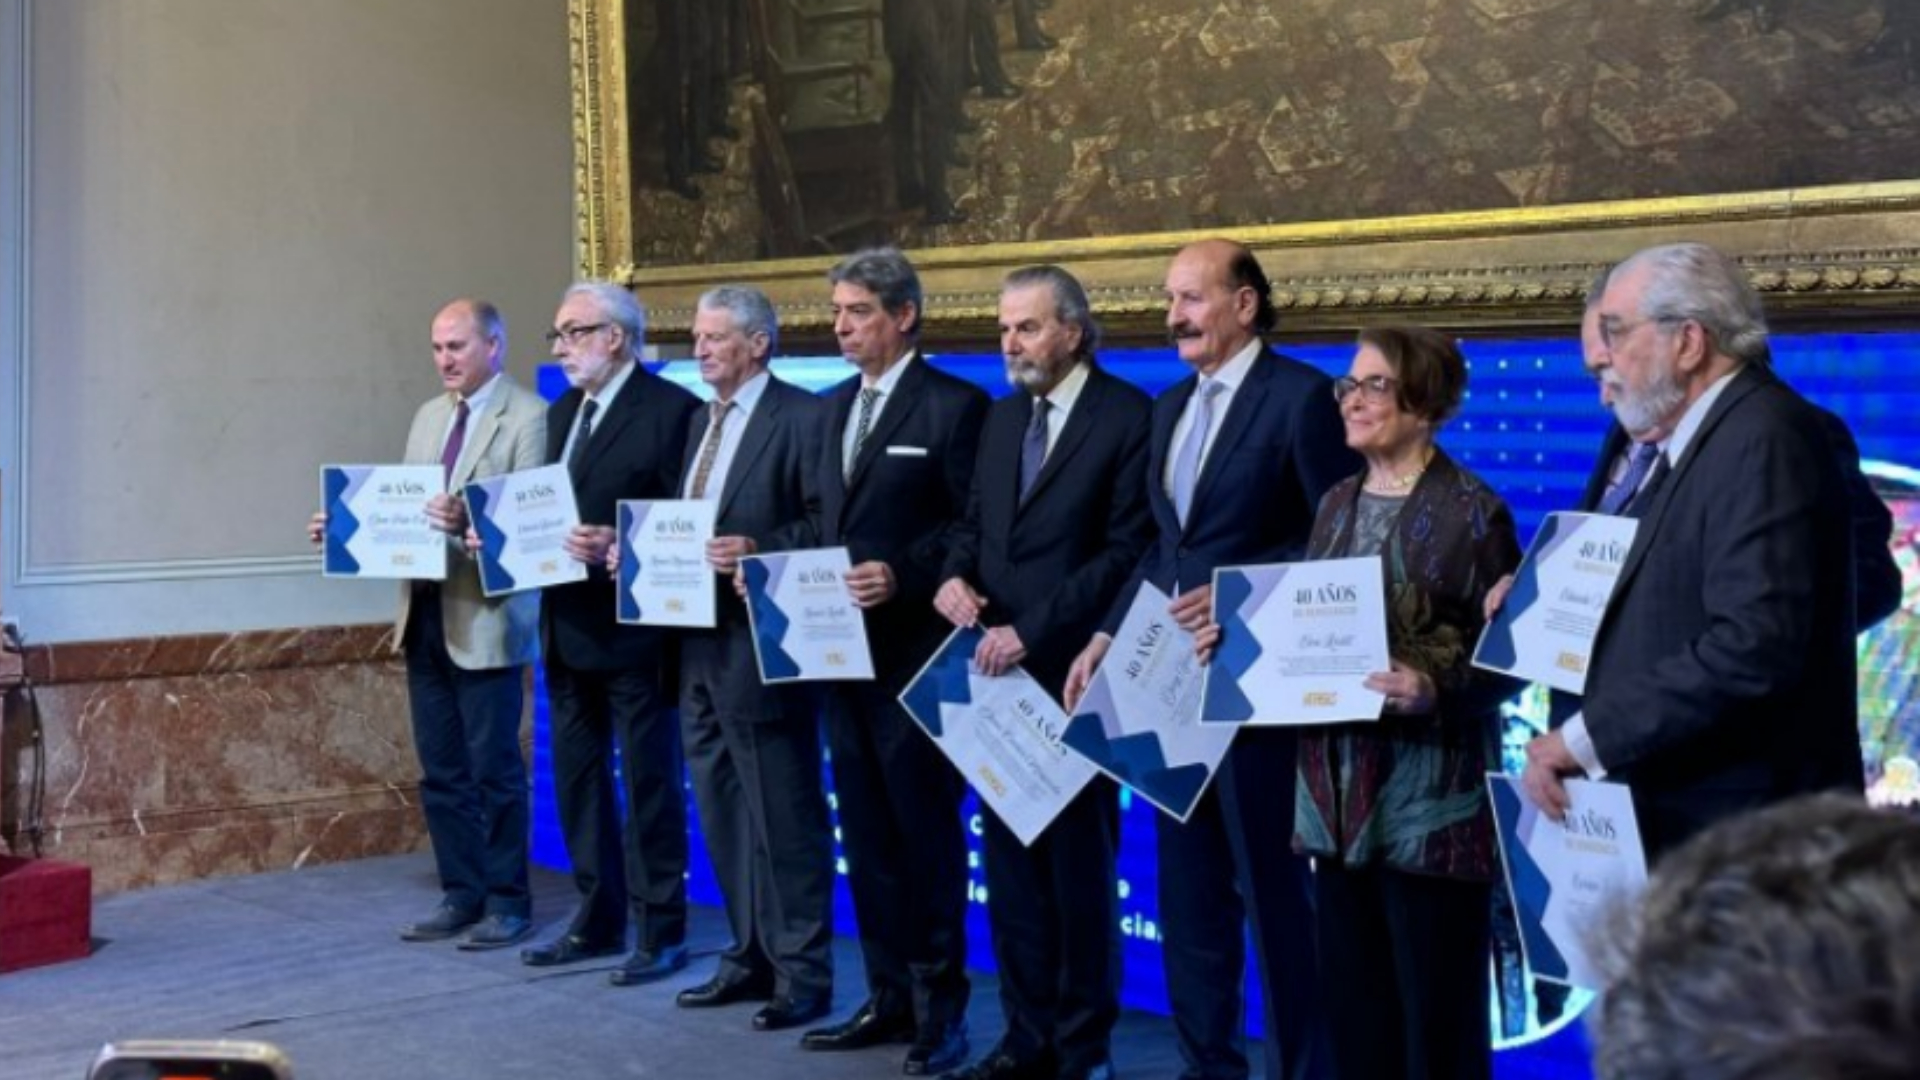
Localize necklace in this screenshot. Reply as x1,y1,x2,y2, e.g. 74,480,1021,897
1363,448,1432,494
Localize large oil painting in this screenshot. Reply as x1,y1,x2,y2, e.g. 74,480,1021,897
569,0,1920,336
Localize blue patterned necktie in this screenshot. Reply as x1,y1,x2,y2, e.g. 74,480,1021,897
1599,441,1659,515
1171,380,1225,526
847,387,880,480
1018,398,1051,501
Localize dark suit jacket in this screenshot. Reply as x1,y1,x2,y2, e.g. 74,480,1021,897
1109,346,1359,628
942,365,1155,697
818,354,989,685
1577,387,1898,626
544,363,701,671
1580,365,1862,853
678,375,827,709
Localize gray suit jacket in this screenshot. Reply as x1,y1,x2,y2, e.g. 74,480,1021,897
395,375,548,671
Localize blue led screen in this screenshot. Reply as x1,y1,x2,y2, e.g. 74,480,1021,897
529,330,1920,1079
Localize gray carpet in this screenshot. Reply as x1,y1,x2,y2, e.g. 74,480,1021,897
0,854,1186,1079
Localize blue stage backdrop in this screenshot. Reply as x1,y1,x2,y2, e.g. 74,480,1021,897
530,330,1920,1080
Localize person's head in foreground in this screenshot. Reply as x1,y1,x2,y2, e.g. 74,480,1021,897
1593,793,1920,1079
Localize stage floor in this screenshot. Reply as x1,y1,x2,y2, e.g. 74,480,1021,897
0,853,1189,1080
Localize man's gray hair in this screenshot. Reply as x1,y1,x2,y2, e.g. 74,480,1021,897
564,281,648,360
1003,264,1102,360
1613,242,1770,365
828,247,924,337
1592,794,1920,1080
697,285,780,356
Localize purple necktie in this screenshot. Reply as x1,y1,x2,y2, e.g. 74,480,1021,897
440,399,470,484
1599,441,1659,515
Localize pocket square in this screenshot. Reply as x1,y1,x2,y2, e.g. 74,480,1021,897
885,445,929,457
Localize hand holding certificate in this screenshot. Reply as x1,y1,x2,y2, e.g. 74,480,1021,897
899,627,1097,846
464,463,588,597
1488,773,1648,988
1473,512,1638,693
321,465,447,580
740,547,876,682
1201,556,1391,726
1060,583,1234,822
616,500,717,628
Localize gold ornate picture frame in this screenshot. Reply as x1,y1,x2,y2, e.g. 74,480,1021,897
569,0,1920,345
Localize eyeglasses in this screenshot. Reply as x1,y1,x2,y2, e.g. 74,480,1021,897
1596,315,1679,350
1332,374,1399,404
544,322,610,346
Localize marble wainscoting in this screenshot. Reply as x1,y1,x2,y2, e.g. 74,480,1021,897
0,626,437,894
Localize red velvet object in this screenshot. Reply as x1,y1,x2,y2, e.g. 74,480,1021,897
0,855,91,973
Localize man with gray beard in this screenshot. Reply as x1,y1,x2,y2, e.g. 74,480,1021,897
1519,242,1863,857
933,266,1153,1080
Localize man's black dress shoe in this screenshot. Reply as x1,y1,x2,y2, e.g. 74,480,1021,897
1015,31,1058,50
753,993,832,1031
519,934,623,967
608,943,689,986
939,1043,1056,1080
905,1020,969,1076
398,902,481,942
800,998,916,1050
456,913,533,951
1059,1062,1115,1080
676,973,774,1008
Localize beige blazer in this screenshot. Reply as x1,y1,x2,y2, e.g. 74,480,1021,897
395,375,548,670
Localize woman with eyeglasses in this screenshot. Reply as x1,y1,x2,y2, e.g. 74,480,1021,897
1291,326,1520,1079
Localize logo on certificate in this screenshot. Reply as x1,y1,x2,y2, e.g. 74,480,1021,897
825,651,847,667
1303,691,1338,707
1556,652,1586,673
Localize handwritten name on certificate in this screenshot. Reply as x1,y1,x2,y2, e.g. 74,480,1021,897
740,548,876,683
464,463,587,597
1060,583,1235,823
1487,774,1648,989
899,627,1097,846
1473,512,1638,694
617,500,717,628
321,465,447,581
1202,556,1390,726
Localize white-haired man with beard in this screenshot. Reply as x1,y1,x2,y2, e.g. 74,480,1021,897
1519,242,1864,857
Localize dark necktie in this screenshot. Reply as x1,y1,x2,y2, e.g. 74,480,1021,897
567,398,599,481
1624,451,1671,519
1019,398,1051,501
847,387,881,479
440,399,470,484
689,400,733,499
1598,441,1660,515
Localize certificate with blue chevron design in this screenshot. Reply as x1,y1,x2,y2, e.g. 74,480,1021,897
1488,774,1647,988
899,626,1097,845
1473,512,1638,693
464,464,586,597
1060,583,1234,822
321,465,446,580
740,547,875,683
1200,557,1389,726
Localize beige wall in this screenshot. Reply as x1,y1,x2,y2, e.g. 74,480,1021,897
0,0,572,643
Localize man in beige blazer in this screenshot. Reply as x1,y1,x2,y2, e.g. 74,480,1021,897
313,298,547,948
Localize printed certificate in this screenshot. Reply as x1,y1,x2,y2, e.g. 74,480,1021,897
1488,774,1649,988
616,500,717,628
740,547,876,683
464,464,587,597
900,627,1098,846
1474,513,1639,694
1202,557,1390,725
1060,583,1235,822
320,465,446,580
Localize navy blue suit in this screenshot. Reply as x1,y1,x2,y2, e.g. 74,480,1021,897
942,365,1155,1072
1112,347,1358,1080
